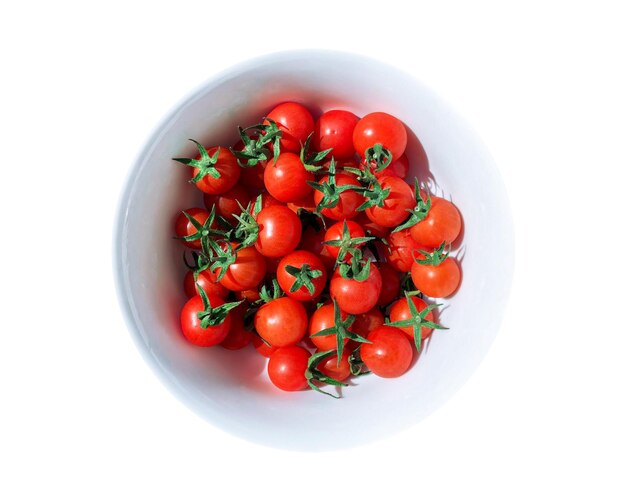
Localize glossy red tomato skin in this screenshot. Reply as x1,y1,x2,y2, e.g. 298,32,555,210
277,250,328,301
264,152,314,203
389,296,435,340
308,303,349,351
376,264,401,306
313,110,360,159
411,257,461,298
259,191,283,209
380,153,409,179
220,305,252,350
252,334,277,358
254,205,302,258
203,184,251,224
318,351,351,381
330,263,382,315
267,346,311,391
323,220,367,260
351,307,384,339
353,112,408,160
409,196,462,248
235,288,261,303
365,176,416,227
180,295,231,347
211,245,267,292
314,173,364,221
354,213,390,239
254,297,308,347
232,138,267,192
183,270,228,299
384,229,426,272
265,102,315,153
298,226,335,272
193,147,241,195
361,326,413,378
174,208,210,250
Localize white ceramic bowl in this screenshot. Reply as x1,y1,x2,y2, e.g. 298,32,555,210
114,50,514,450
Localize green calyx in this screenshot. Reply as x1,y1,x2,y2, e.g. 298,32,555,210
285,264,323,295
206,239,237,282
337,249,373,282
385,292,446,351
308,158,361,212
347,347,370,376
414,241,450,267
173,140,221,184
305,349,348,398
231,120,282,167
176,206,226,255
196,286,243,328
364,143,393,173
355,170,391,211
393,179,432,233
300,132,333,172
323,220,375,263
258,278,284,304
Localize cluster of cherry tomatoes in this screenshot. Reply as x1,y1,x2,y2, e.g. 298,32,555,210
173,102,463,397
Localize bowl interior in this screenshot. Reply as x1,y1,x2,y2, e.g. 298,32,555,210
115,51,514,450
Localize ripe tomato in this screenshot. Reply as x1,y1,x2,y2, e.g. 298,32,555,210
298,226,335,272
313,172,364,221
211,245,267,292
276,250,327,301
235,288,261,303
365,176,415,227
318,350,351,382
409,196,462,247
360,326,413,378
376,264,401,306
174,208,210,250
267,346,310,391
193,147,241,195
264,152,314,203
384,229,426,272
353,112,407,160
259,191,283,209
308,303,349,351
203,184,250,224
255,205,302,258
232,138,267,192
183,269,228,299
265,102,315,153
254,297,308,347
351,307,384,339
377,153,409,179
330,263,382,315
313,109,360,159
220,305,252,350
411,256,461,298
323,220,368,260
252,334,276,358
180,295,231,347
389,296,435,340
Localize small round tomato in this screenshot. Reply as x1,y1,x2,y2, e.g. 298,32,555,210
232,137,267,192
365,176,415,227
254,297,308,347
353,112,407,160
410,196,462,248
318,350,351,381
313,172,363,221
174,208,211,250
411,256,461,298
376,264,401,306
203,184,251,224
211,245,267,292
330,263,382,315
255,205,302,258
313,109,360,159
220,305,252,350
264,152,314,203
298,226,335,272
360,326,413,378
259,191,283,209
308,303,349,351
277,250,327,301
193,147,241,195
183,270,228,299
265,102,315,153
323,220,368,260
351,307,384,339
384,229,426,272
267,346,311,391
180,295,231,347
389,296,435,341
252,334,276,358
235,288,261,303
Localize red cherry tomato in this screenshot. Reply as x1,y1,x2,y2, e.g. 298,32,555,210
264,152,314,203
313,109,360,159
174,208,210,250
276,250,328,301
353,112,407,160
183,270,228,299
318,350,351,382
232,138,267,192
389,296,435,341
210,245,267,292
313,172,364,221
267,346,311,391
323,220,368,260
351,307,384,339
220,304,252,350
180,295,232,347
330,263,382,315
254,297,308,347
410,196,462,247
259,191,283,209
308,303,349,351
193,147,241,195
252,334,276,358
384,229,426,272
365,176,415,228
411,256,461,298
265,102,315,153
360,326,413,378
235,288,261,303
376,264,401,306
203,184,251,224
254,205,302,258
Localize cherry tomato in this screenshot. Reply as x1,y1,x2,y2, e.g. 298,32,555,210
365,176,415,227
232,138,267,192
193,147,241,195
277,250,327,301
267,346,310,391
351,307,384,339
183,269,228,299
353,112,407,160
235,288,261,303
298,226,335,272
255,205,302,258
411,256,461,298
180,295,231,347
330,263,382,315
259,191,283,209
313,109,360,159
389,296,435,341
265,102,315,153
203,184,250,224
377,153,409,179
220,304,252,350
384,229,426,272
313,172,364,221
210,245,267,292
264,152,314,203
376,264,401,306
252,334,276,358
174,208,210,250
254,297,308,347
323,220,368,260
409,196,462,248
318,350,351,381
360,326,413,378
308,303,349,351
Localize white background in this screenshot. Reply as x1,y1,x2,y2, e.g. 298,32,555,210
1,1,625,499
